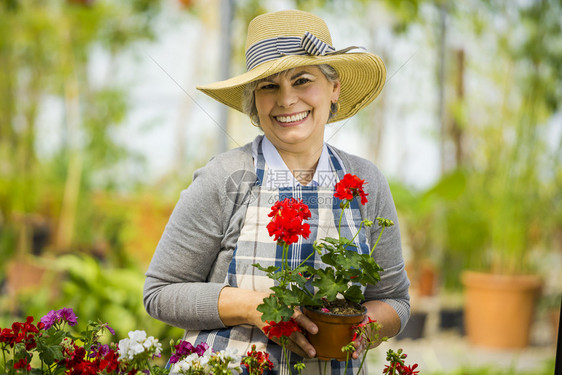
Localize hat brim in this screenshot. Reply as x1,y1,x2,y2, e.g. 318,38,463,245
196,52,386,123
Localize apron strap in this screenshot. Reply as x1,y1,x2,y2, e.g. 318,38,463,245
327,146,346,180
255,137,266,186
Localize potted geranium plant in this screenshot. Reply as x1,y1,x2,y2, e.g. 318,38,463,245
253,174,394,363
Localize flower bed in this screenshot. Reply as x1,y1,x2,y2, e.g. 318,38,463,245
0,308,418,374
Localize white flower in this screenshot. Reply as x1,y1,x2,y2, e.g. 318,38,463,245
173,354,204,375
118,338,142,361
184,353,200,363
117,330,161,361
128,330,147,342
117,338,133,360
172,358,193,374
222,348,242,374
198,353,210,368
224,347,241,361
131,342,145,355
143,336,163,356
202,348,213,358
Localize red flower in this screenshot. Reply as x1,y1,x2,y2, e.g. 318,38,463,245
0,328,16,346
384,363,420,375
2,316,42,351
334,174,368,205
242,344,274,375
401,363,420,375
352,316,378,342
266,198,311,246
263,319,302,340
56,340,121,375
13,357,31,371
354,316,376,329
383,349,419,375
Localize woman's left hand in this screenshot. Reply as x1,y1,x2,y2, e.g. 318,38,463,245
350,315,382,360
351,300,401,359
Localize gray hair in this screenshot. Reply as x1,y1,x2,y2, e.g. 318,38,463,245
242,64,340,127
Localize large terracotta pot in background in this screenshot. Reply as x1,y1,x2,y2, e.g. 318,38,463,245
461,271,542,349
303,306,366,361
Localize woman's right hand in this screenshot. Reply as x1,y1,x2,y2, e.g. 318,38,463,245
218,287,318,358
252,303,319,358
274,308,318,359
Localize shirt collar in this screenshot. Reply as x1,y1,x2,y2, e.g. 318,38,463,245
260,136,336,187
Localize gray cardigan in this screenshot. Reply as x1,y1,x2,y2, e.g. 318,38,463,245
143,139,410,333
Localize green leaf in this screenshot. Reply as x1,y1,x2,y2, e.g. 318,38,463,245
343,285,364,303
359,256,383,285
322,237,340,245
38,344,63,364
296,290,317,307
322,249,361,271
291,268,309,288
252,263,279,274
339,237,357,248
257,295,293,322
321,252,339,267
311,268,347,301
41,329,67,346
269,286,297,305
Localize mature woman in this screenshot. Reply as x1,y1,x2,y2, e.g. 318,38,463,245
144,9,410,374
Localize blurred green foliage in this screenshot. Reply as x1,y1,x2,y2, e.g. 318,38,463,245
2,254,181,339
0,0,170,337
0,0,161,259
388,0,561,287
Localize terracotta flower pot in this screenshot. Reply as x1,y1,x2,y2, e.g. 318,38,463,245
303,305,366,361
461,271,542,349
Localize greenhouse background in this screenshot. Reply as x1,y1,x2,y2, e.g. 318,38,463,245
0,0,560,373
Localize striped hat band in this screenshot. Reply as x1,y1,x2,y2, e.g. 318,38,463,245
245,31,336,71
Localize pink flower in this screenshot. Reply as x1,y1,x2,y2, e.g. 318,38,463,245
169,340,209,363
41,308,78,329
59,308,78,326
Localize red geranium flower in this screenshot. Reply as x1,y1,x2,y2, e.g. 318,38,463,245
0,328,16,346
2,316,42,351
13,357,31,371
262,319,302,340
334,174,368,205
242,344,274,375
266,198,311,246
383,363,420,375
351,316,377,342
401,363,420,375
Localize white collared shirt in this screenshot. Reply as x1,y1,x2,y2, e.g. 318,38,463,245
251,136,340,188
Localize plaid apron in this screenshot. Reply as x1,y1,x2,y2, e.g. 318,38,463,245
185,139,370,375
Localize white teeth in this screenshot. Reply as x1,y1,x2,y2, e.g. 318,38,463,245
276,111,309,123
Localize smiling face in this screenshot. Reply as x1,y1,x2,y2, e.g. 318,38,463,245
254,66,340,155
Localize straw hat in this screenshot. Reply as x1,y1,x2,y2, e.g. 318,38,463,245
197,9,386,123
